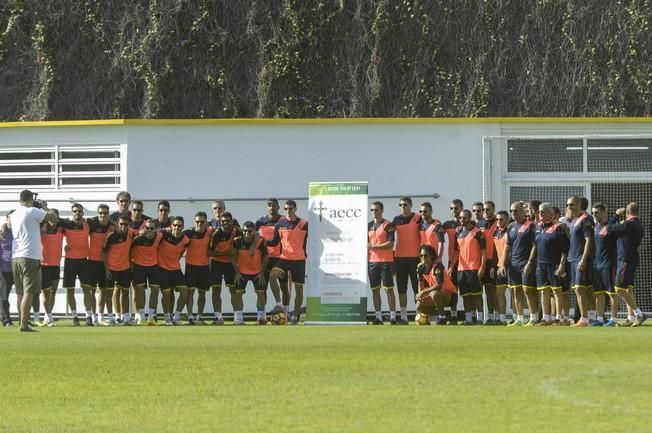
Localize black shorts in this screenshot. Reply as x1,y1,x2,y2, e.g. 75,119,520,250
272,259,306,285
394,257,418,294
133,264,160,288
594,265,615,294
234,273,266,292
210,260,235,288
570,261,592,290
507,264,536,290
107,269,131,290
495,275,508,289
536,263,562,291
457,270,482,297
368,262,394,289
185,264,210,291
41,265,60,290
63,258,91,288
88,260,107,289
160,268,187,291
615,261,637,292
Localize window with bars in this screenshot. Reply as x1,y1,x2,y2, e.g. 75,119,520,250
0,145,123,190
506,137,652,173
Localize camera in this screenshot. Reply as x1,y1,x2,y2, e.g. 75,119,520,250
32,192,43,209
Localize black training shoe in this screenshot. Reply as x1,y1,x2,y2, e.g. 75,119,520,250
372,318,383,325
85,317,94,326
397,318,409,325
20,325,37,332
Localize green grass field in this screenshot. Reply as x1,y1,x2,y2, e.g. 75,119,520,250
2,323,651,433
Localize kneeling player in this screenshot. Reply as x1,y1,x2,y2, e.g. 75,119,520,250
415,245,456,320
232,221,268,325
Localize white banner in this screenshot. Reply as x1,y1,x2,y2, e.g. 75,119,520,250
306,182,368,323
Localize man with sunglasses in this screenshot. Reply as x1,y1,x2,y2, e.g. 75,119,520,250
418,202,444,259
88,204,115,325
131,219,162,325
267,200,308,325
232,221,268,325
152,200,172,230
61,203,93,326
256,198,284,310
492,210,510,324
40,208,63,327
129,200,150,231
391,197,420,325
455,209,486,325
103,216,134,325
208,212,240,325
159,216,190,325
183,211,213,325
471,202,485,226
440,199,463,324
368,201,396,325
478,201,499,324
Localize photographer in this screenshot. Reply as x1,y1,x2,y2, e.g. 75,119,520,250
2,190,58,332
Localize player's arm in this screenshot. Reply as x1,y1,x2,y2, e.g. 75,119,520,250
436,228,445,264
606,211,627,236
102,234,113,279
258,242,268,283
578,221,593,272
477,232,487,280
265,225,281,247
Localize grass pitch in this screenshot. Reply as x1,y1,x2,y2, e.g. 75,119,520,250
2,323,651,433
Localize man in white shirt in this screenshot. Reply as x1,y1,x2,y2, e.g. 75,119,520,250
3,190,58,332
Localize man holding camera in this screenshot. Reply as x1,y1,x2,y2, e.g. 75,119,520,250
2,190,58,332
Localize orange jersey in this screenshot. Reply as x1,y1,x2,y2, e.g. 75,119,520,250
131,232,162,267
209,227,239,264
158,231,189,271
234,237,267,275
442,219,460,265
184,227,213,266
392,213,421,258
420,262,456,294
419,219,442,251
41,225,64,266
62,219,90,259
104,230,133,272
494,228,508,268
478,218,498,260
88,218,113,261
256,215,282,258
368,219,395,263
456,226,485,271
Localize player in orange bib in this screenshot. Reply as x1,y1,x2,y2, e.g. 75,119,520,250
103,216,134,325
492,210,510,325
440,199,462,324
368,201,396,325
130,219,162,325
391,197,421,324
208,211,240,325
455,209,486,324
255,198,284,308
478,200,499,324
267,200,308,325
61,203,92,326
88,204,115,325
40,208,62,327
232,221,268,325
158,216,190,325
183,211,213,325
415,245,457,320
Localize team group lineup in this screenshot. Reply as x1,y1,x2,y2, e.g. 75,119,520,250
0,190,647,330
